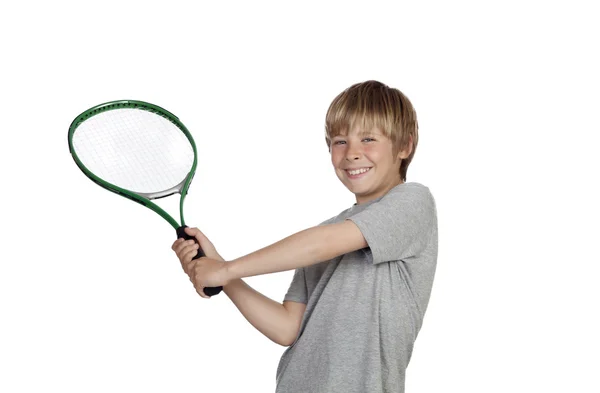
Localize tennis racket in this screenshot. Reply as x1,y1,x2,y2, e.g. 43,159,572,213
68,100,223,297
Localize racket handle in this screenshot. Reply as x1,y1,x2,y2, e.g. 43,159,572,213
176,226,224,297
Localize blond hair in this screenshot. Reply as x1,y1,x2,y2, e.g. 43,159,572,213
325,80,419,182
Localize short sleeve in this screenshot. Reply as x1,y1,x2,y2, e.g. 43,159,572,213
347,185,436,264
283,267,308,304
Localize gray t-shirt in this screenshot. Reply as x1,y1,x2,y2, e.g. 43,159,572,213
276,182,438,393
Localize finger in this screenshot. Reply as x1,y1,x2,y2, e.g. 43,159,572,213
185,227,207,242
174,240,197,256
187,269,209,299
176,241,195,256
173,239,185,254
171,239,181,251
179,239,196,250
182,250,199,272
188,273,207,299
183,245,199,263
191,267,209,299
182,255,194,272
196,286,210,299
171,238,184,251
185,226,201,236
180,248,198,273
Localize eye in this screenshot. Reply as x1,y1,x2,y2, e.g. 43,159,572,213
362,137,376,142
333,140,346,145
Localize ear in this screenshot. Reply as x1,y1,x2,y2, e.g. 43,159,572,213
396,134,413,160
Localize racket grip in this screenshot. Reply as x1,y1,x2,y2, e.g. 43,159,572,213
176,226,224,297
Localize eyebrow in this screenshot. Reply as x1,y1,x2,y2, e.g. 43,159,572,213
333,131,379,138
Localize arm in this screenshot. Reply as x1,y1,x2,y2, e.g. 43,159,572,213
226,220,367,280
224,280,306,346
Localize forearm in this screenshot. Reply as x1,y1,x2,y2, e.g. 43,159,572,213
227,225,337,280
202,254,296,346
223,279,297,346
226,221,366,280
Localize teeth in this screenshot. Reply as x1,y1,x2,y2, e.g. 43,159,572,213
348,168,370,175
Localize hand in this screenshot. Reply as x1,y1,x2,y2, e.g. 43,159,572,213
185,256,231,298
171,226,223,265
182,227,224,261
171,227,229,298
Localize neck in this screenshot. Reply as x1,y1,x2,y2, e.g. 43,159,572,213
355,179,403,205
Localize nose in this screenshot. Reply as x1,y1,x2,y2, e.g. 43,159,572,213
345,142,362,161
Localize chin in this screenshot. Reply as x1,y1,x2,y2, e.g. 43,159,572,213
345,183,372,195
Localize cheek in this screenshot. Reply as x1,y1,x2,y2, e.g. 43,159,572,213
363,145,382,161
330,148,344,166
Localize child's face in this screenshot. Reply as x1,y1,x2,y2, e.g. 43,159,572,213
330,126,409,204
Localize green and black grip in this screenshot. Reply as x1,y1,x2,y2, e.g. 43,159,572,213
176,226,224,297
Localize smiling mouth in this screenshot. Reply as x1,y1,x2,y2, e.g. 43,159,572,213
345,167,371,176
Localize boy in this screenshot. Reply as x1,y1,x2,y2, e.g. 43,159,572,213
172,80,438,392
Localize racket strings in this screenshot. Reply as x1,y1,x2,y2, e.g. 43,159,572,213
72,109,194,195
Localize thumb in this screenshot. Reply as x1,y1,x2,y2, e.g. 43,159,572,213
185,226,205,241
185,227,218,255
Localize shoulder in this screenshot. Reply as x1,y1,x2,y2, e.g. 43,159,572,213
380,182,436,208
388,181,433,198
348,182,437,263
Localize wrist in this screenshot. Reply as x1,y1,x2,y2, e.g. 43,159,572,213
224,258,241,281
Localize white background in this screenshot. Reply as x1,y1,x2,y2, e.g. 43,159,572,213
1,1,599,392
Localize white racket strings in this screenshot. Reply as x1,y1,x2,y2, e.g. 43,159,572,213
72,109,194,194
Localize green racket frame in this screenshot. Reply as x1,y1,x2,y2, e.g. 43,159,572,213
67,100,196,230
